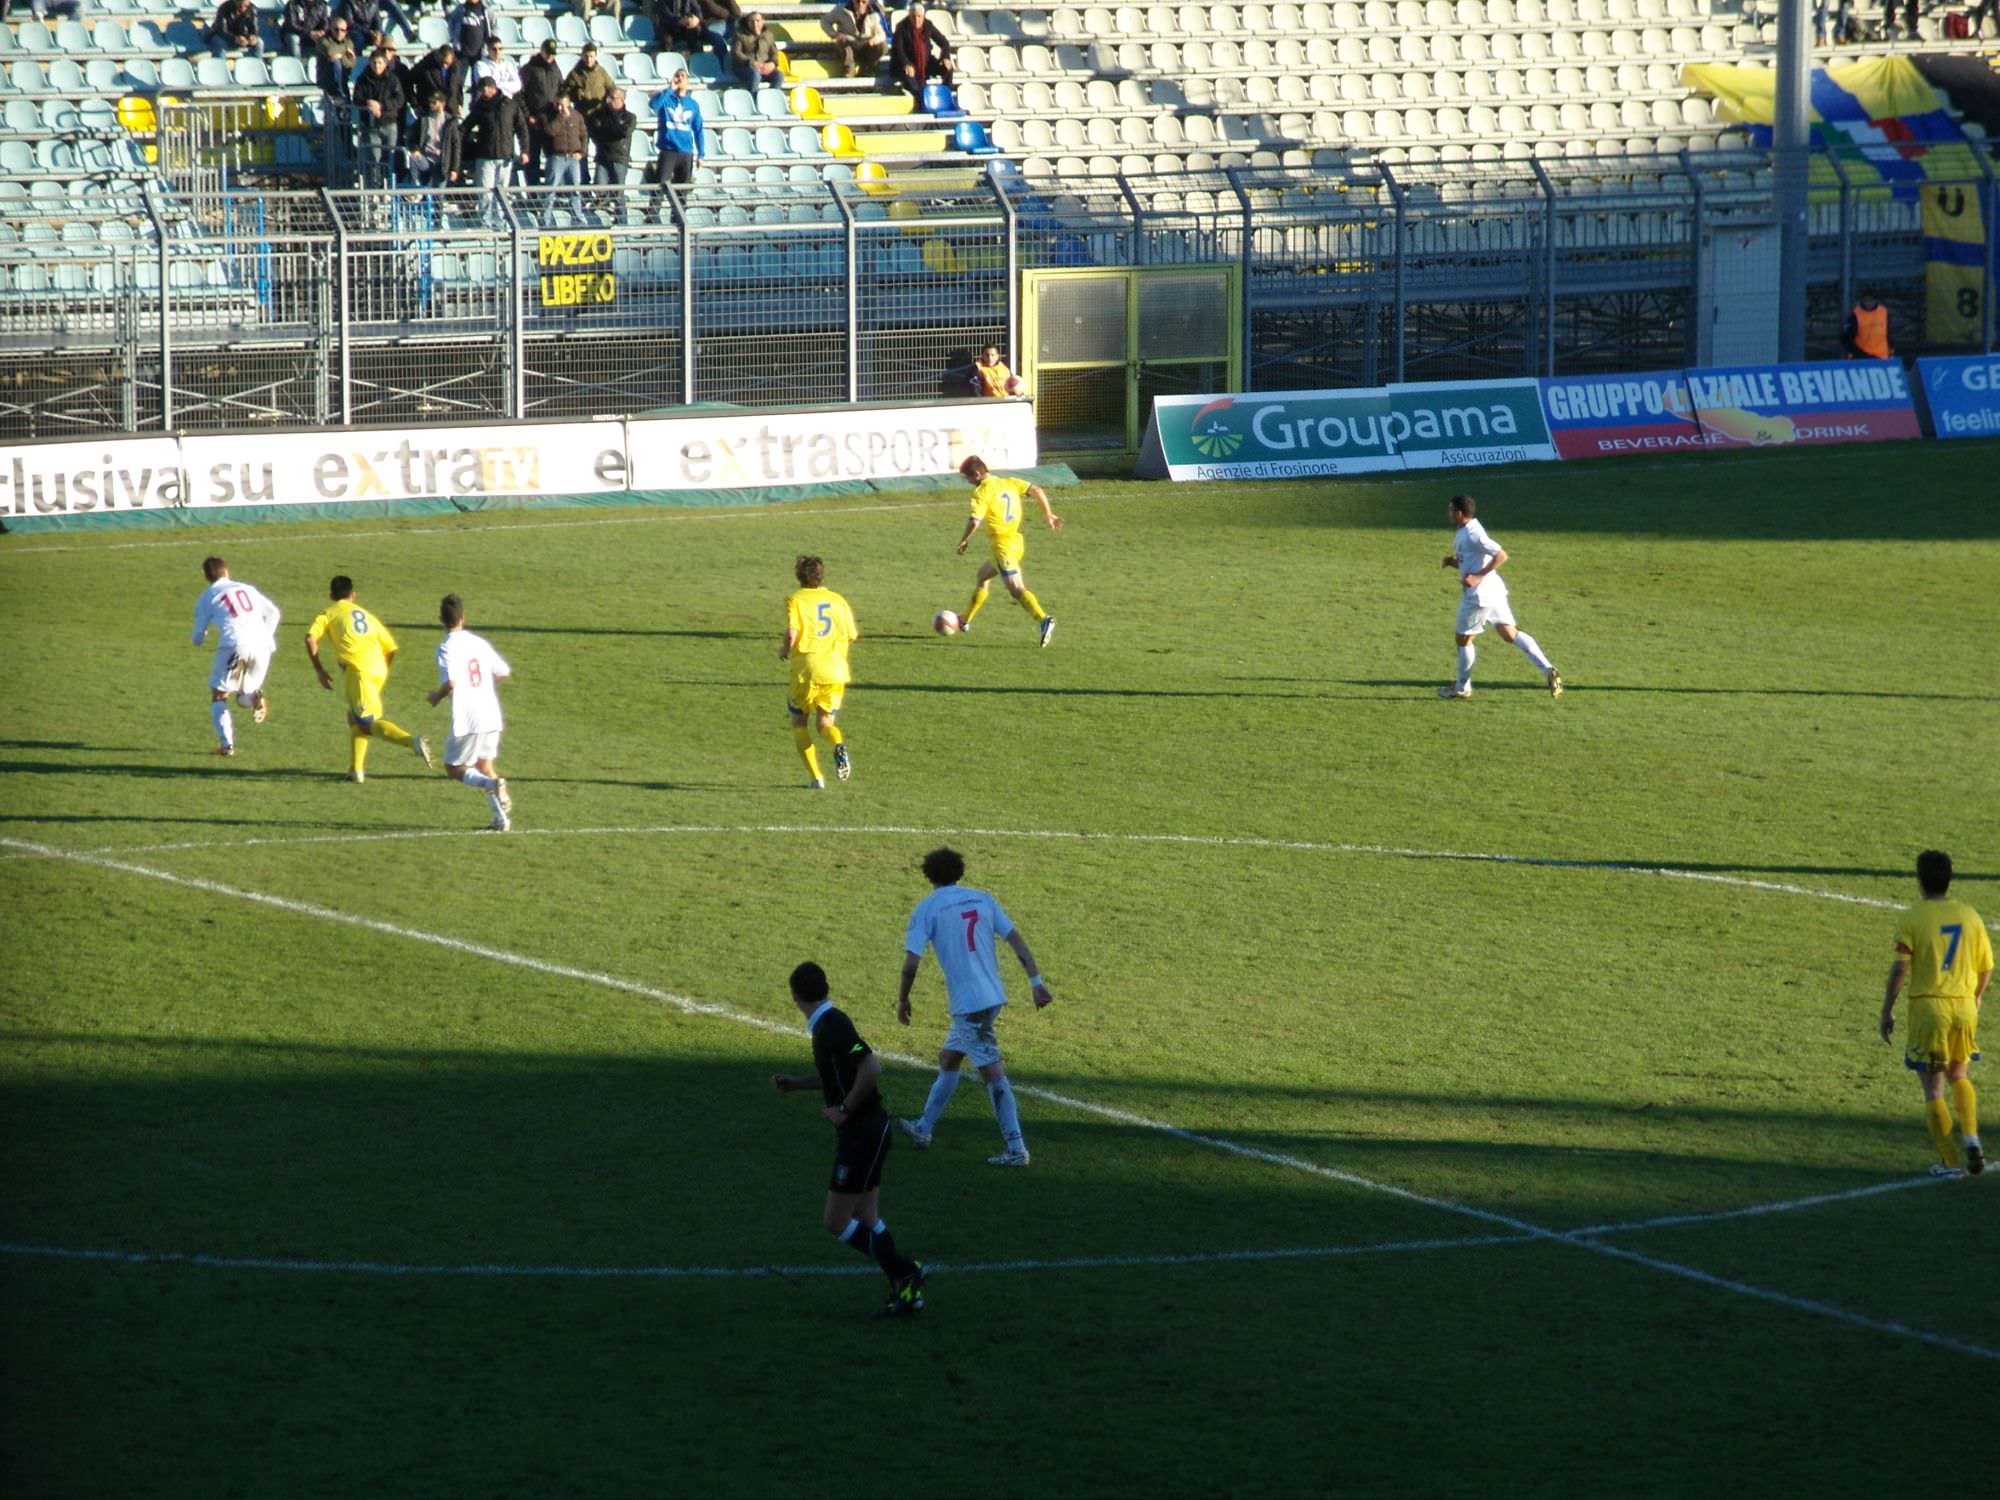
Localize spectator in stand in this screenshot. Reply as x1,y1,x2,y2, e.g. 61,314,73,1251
565,43,614,116
1882,0,1916,34
206,0,265,60
520,38,565,185
354,47,406,189
316,14,359,97
653,67,705,189
652,0,709,59
698,0,744,69
590,85,637,188
972,344,1022,397
733,12,783,90
891,2,953,103
825,0,887,79
572,0,617,22
541,94,589,218
1970,0,1997,35
463,75,530,224
410,41,460,117
410,90,459,186
340,0,416,50
447,0,490,99
472,36,522,99
281,0,332,61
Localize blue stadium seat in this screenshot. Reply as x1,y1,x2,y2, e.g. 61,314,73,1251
164,18,204,51
955,120,1001,154
624,14,657,47
688,53,721,84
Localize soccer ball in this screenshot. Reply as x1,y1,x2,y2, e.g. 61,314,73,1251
933,610,962,635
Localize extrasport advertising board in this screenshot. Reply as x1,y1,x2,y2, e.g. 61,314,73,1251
1916,353,2000,439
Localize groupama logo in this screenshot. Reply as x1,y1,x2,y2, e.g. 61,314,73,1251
1185,398,1245,457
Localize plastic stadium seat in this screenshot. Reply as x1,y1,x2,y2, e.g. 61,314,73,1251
956,119,1001,154
520,16,553,48
753,126,789,156
19,21,57,53
160,57,196,88
237,56,269,86
719,125,753,157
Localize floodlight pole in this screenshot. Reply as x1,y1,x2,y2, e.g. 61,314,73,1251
1773,0,1811,362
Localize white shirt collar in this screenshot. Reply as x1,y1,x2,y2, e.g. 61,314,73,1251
804,999,835,1034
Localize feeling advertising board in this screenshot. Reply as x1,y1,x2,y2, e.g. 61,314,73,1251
1916,354,2000,439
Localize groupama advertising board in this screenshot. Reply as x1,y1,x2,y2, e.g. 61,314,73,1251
1139,361,1928,480
1136,379,1559,480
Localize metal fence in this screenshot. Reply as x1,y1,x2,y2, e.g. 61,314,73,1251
0,143,1993,444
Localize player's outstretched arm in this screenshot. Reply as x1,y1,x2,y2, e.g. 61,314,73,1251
1880,957,1909,1043
897,951,921,1024
1004,928,1054,1009
1029,485,1062,532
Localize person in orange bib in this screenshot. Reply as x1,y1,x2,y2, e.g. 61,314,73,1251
1842,291,1891,360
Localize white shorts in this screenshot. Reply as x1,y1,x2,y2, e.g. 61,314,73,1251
210,643,272,697
942,1007,1004,1068
1454,590,1515,637
445,730,502,767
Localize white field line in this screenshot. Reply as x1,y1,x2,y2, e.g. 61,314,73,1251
0,444,1931,559
47,820,1987,928
1567,1173,1940,1237
0,494,966,557
0,1231,1542,1281
6,833,1996,1362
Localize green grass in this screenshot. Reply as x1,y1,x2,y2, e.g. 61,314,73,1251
2,441,1998,1498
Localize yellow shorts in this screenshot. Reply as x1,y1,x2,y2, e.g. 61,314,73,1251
344,669,387,722
789,679,844,717
989,533,1025,574
1904,996,1981,1072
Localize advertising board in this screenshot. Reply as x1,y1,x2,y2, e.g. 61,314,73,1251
1916,354,2000,439
1682,359,1921,447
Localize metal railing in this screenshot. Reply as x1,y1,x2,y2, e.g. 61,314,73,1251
0,143,1993,442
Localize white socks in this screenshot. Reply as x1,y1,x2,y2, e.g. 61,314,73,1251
1455,644,1475,689
918,1069,961,1130
1512,632,1554,672
988,1076,1026,1153
210,701,232,748
462,769,496,790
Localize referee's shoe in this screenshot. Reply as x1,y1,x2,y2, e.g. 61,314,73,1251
876,1262,927,1319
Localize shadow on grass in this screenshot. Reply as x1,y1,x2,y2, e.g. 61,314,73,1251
0,760,397,782
1239,676,1994,704
666,679,1316,701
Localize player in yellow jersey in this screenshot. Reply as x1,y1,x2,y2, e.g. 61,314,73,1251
303,574,432,783
779,554,858,790
1880,849,1992,1177
955,455,1061,647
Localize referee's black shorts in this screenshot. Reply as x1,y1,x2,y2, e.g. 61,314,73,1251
829,1113,891,1194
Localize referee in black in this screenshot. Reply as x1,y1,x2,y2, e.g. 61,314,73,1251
772,961,928,1318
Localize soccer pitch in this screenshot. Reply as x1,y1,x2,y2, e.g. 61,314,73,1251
2,441,1996,1498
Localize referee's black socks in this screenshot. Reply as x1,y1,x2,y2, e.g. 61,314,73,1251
839,1217,916,1282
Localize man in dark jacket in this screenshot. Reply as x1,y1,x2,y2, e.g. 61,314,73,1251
352,47,406,188
589,86,637,187
206,0,264,60
650,0,708,59
281,0,330,60
518,38,564,185
339,0,416,49
891,2,952,102
540,94,589,218
461,77,529,225
409,42,460,116
410,91,459,187
733,12,782,90
697,0,742,67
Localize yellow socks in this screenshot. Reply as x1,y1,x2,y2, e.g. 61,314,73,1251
824,722,844,748
1017,588,1047,622
350,726,370,776
374,719,414,747
1925,1098,1959,1165
964,584,990,624
1952,1077,1979,1143
794,725,821,781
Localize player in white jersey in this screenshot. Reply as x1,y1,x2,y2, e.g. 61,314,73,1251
895,847,1054,1166
191,555,281,756
425,593,514,831
1437,494,1562,700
